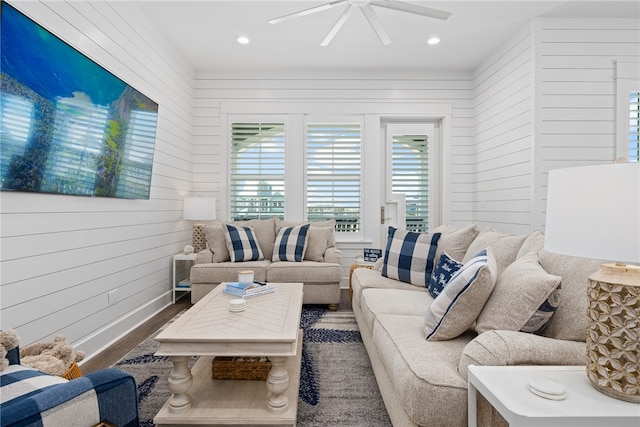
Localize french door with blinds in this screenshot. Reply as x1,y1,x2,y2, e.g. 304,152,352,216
384,123,437,234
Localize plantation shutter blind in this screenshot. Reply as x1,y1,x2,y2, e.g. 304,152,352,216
230,122,285,220
307,123,361,232
630,91,640,162
392,135,429,233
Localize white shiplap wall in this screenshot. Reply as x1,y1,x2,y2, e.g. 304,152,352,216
193,71,474,283
534,18,640,229
471,25,535,235
0,1,196,358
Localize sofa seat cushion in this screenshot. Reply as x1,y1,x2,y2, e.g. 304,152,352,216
266,261,341,284
373,314,474,426
359,288,432,336
351,268,426,310
190,260,269,284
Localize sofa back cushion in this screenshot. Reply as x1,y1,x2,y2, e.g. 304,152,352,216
205,218,277,262
224,224,264,262
475,251,561,335
204,224,230,262
463,228,527,274
272,224,310,262
432,223,480,262
381,226,441,288
275,218,337,261
538,250,602,341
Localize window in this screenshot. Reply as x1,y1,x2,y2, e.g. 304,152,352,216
392,134,429,232
230,122,285,221
306,122,361,232
629,91,639,162
615,61,640,161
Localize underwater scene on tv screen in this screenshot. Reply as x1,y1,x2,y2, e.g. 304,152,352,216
0,2,159,199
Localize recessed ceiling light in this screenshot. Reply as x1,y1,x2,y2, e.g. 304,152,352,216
237,36,250,45
427,37,440,45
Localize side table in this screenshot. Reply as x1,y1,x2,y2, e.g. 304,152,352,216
349,256,376,301
172,252,197,303
468,365,640,427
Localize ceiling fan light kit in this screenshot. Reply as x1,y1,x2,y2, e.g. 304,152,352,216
269,0,451,46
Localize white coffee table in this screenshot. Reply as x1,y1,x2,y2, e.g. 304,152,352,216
154,282,304,426
468,365,640,427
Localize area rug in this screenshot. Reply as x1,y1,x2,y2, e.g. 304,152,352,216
113,306,391,426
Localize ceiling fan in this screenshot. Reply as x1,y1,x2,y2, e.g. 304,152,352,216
268,0,451,47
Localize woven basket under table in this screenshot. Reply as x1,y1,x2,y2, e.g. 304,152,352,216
211,356,272,381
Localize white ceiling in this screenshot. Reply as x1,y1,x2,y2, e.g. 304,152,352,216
133,0,640,73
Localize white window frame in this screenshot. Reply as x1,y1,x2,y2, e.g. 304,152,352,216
615,61,640,161
226,115,289,220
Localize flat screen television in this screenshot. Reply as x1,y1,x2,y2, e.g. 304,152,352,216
0,2,159,199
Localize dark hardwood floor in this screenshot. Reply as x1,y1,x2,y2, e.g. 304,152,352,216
81,289,352,374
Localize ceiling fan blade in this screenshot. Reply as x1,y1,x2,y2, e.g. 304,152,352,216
269,0,347,25
361,5,391,46
370,0,451,20
321,5,354,47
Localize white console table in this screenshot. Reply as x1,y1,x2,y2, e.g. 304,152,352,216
468,365,640,427
172,253,197,303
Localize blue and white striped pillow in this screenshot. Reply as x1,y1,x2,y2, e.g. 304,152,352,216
424,248,497,341
272,224,310,262
224,224,264,262
381,226,441,287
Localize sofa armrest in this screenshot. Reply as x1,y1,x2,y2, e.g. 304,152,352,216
324,246,343,264
1,368,138,427
458,330,586,380
195,249,213,264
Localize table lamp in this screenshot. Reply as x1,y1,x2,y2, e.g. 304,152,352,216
183,197,216,254
545,161,640,403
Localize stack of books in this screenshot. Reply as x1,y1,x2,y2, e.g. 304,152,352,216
223,282,275,299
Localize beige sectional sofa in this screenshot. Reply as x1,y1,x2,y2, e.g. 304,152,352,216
351,224,603,427
190,217,343,309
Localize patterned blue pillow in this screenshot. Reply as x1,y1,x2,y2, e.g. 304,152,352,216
429,251,463,298
272,224,310,262
224,224,264,262
382,227,441,287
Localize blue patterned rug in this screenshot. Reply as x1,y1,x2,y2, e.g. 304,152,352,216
113,306,390,426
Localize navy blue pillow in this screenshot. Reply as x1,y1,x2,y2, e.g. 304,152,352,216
428,251,464,298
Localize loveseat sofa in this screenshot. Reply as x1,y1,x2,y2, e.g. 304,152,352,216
351,224,603,427
190,217,343,309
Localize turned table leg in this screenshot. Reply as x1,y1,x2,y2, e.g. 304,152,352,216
167,355,193,414
266,356,289,414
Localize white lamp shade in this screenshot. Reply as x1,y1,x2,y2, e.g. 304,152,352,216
544,162,640,264
183,197,216,221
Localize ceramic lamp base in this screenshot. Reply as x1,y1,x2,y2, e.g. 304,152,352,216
192,224,206,254
587,263,640,403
